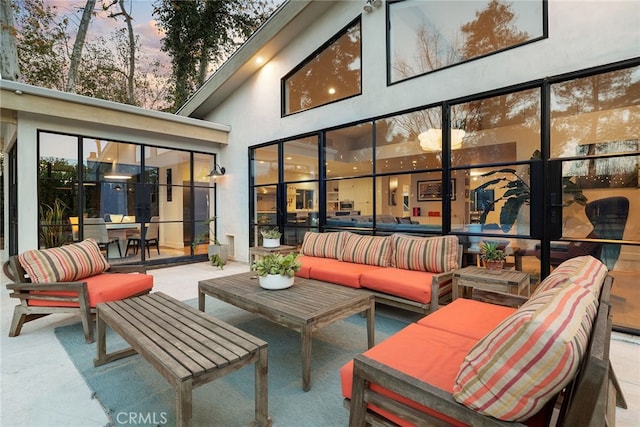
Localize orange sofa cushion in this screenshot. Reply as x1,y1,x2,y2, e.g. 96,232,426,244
309,261,384,288
295,255,341,279
28,273,154,308
360,267,437,304
417,298,516,341
341,323,478,426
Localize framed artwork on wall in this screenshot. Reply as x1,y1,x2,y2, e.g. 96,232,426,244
417,179,456,201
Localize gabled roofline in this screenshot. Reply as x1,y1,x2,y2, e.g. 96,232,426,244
177,0,337,119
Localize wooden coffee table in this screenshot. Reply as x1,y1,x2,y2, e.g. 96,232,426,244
198,272,375,392
94,292,270,427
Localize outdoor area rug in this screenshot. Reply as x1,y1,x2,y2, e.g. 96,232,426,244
55,297,414,427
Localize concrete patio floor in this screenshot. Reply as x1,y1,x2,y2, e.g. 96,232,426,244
1,261,638,426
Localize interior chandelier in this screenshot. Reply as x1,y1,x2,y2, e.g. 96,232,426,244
418,128,466,152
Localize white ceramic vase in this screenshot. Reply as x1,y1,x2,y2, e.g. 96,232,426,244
259,274,294,290
263,238,280,248
467,223,483,251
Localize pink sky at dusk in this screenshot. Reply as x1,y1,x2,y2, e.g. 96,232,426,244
50,0,170,71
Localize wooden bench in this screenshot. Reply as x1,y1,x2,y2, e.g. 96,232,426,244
346,275,627,426
94,292,270,427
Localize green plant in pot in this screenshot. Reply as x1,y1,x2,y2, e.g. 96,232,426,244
251,252,301,290
39,198,72,248
479,241,506,273
260,227,282,248
191,217,228,266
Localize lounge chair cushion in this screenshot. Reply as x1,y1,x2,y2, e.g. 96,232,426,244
340,233,392,267
341,323,477,426
28,272,154,308
417,298,516,341
18,239,110,283
453,283,598,421
390,234,459,273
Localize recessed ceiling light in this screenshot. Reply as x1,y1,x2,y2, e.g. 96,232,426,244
256,56,264,64
328,87,336,95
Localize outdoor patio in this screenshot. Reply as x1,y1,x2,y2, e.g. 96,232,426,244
1,260,638,426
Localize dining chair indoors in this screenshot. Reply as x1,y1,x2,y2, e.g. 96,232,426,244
82,218,122,258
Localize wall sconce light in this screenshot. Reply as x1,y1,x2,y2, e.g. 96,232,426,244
363,0,382,13
208,163,226,178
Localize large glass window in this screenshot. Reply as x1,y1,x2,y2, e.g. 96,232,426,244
388,0,546,83
38,131,217,264
550,66,640,332
283,136,320,245
283,18,361,115
39,133,80,248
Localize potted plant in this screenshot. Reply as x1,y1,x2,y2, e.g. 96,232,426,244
191,217,229,265
251,252,301,290
479,241,506,273
39,198,72,248
260,227,282,248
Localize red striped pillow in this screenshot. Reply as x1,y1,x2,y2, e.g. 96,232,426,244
18,239,110,283
340,233,392,267
453,283,598,421
390,234,459,273
300,232,344,259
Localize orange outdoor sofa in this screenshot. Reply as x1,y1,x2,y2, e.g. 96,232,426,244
341,255,627,426
296,231,461,314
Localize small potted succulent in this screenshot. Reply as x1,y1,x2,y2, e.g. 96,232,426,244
260,227,282,248
251,252,301,290
479,241,506,273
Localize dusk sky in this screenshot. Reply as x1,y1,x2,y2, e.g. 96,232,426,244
55,0,170,71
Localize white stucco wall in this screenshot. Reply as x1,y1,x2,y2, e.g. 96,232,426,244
201,0,640,262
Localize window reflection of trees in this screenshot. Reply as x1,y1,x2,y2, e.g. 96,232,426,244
390,0,543,83
284,20,361,114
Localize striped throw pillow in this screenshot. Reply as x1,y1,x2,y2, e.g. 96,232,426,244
452,283,598,421
340,233,392,267
300,232,344,259
533,255,607,298
391,234,459,273
18,239,110,283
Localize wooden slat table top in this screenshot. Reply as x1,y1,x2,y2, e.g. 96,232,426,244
453,265,529,285
199,272,373,325
98,292,267,382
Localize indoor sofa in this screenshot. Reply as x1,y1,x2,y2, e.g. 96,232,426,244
341,255,626,426
296,231,461,313
4,238,154,343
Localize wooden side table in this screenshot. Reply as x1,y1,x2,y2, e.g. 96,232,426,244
452,265,530,300
250,245,298,262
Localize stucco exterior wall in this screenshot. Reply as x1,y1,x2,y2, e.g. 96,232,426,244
202,0,640,262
